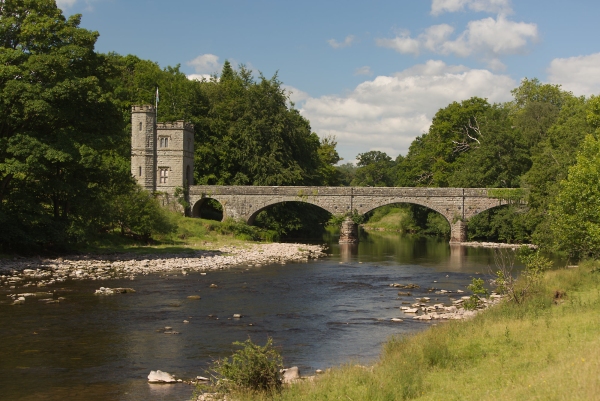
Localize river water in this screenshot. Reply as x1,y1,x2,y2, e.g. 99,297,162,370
0,232,518,401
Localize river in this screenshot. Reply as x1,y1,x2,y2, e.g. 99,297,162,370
0,232,520,401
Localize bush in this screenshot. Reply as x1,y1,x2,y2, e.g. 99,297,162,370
202,337,283,395
492,247,552,304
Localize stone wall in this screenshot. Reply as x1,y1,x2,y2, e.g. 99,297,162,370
131,105,157,192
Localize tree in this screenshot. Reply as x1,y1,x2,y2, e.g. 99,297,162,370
194,63,322,186
549,135,600,259
0,0,126,249
396,97,490,187
448,104,530,188
352,150,395,187
316,135,342,186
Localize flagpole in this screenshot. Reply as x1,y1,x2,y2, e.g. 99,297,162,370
155,87,159,121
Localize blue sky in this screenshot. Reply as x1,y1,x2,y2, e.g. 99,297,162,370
58,0,600,162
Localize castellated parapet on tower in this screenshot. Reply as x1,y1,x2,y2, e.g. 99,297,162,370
131,105,194,197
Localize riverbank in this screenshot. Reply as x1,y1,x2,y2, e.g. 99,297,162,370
0,242,326,290
226,261,600,400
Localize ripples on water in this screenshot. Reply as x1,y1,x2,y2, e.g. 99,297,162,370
0,233,517,401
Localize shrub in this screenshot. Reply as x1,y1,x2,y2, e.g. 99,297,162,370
202,337,283,395
491,247,552,304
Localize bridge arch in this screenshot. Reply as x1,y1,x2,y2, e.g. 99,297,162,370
191,197,224,221
359,198,453,223
244,197,341,224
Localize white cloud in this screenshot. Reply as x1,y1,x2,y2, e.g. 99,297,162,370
298,60,515,160
187,74,213,81
376,30,421,56
56,0,79,8
282,85,310,104
328,35,355,49
548,53,600,97
431,0,513,16
186,54,221,74
354,66,373,76
377,16,537,69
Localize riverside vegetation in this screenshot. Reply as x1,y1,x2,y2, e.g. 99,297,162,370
4,1,600,259
3,2,600,400
195,255,600,401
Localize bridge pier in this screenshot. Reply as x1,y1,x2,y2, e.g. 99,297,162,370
450,220,467,244
339,217,359,244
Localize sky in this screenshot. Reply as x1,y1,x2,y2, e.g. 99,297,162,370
58,0,600,163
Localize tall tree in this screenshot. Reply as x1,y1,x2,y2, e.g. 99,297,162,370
0,0,127,248
549,135,600,259
352,150,395,187
396,97,490,187
194,63,322,186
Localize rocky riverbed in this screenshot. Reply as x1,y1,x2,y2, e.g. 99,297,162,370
0,243,326,291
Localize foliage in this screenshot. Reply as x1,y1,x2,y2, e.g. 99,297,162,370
549,135,600,259
202,337,283,395
492,247,552,304
253,202,331,239
0,0,127,251
335,162,357,186
464,277,488,310
193,62,323,186
110,186,176,242
351,150,396,187
486,188,528,202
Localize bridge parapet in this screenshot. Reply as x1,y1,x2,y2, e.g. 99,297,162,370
188,185,525,243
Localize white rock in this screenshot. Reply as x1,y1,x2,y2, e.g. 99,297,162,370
196,376,210,381
391,318,404,322
281,366,300,383
148,370,177,383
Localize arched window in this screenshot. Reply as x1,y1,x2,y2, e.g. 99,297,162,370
165,137,169,147
139,121,143,131
138,166,142,176
160,138,164,147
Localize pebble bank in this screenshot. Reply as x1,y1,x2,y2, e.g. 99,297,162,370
0,243,326,291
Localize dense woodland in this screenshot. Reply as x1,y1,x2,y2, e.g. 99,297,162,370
2,1,600,259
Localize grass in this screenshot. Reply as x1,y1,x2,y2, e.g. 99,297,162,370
76,213,274,256
222,261,600,401
363,206,418,233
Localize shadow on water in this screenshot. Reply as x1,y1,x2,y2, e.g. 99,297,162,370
0,231,522,401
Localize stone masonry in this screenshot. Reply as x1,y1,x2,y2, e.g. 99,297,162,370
131,105,194,195
188,186,510,243
130,107,513,243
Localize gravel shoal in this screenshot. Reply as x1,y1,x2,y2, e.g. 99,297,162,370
0,243,326,288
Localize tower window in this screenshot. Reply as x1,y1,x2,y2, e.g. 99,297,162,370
138,166,142,176
159,168,169,184
139,122,143,131
159,137,169,148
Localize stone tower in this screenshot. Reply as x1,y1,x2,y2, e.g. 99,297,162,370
131,105,157,192
131,105,194,196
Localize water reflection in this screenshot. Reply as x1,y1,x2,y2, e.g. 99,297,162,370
339,243,358,263
448,244,466,271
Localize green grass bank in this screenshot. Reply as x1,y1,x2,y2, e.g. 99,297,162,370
66,213,276,257
226,261,600,401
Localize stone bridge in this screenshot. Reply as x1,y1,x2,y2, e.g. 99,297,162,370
188,186,514,243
